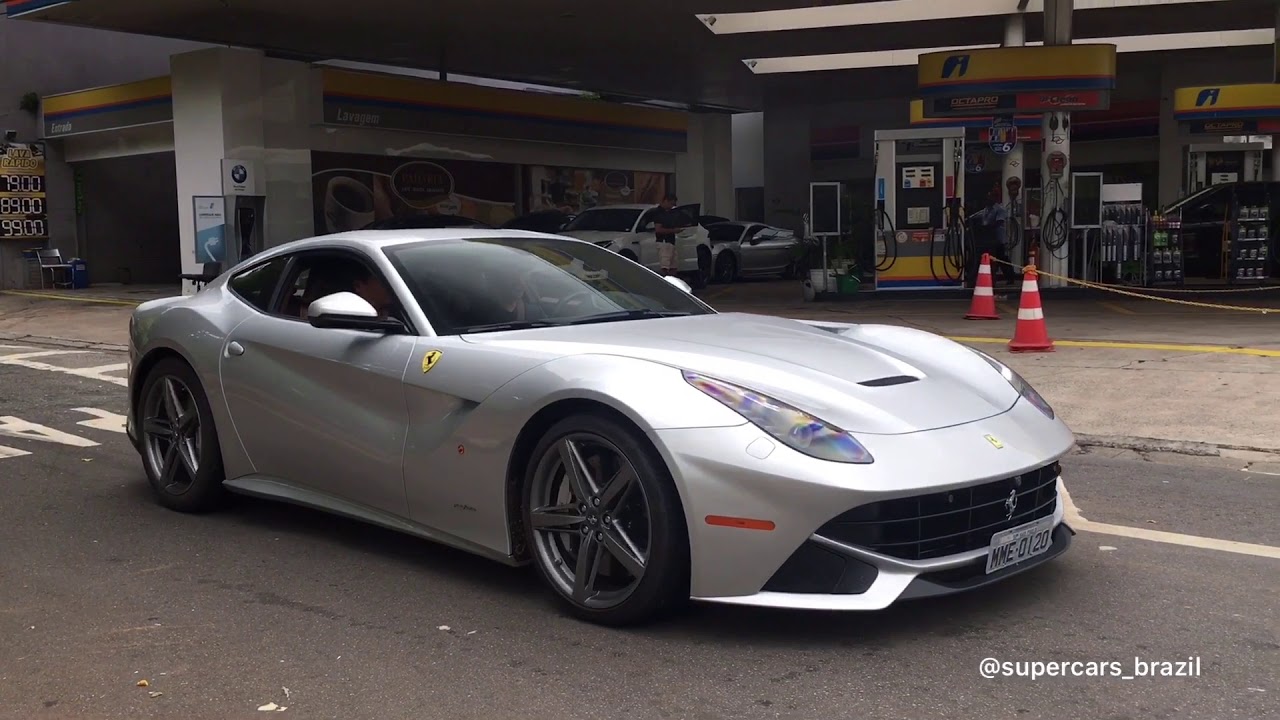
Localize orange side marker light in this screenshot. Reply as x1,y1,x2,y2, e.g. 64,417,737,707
705,515,776,531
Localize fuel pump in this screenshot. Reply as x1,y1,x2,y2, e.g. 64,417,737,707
1185,142,1266,194
872,127,966,290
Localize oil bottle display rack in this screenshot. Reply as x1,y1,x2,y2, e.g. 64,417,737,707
1229,202,1271,283
1147,213,1185,286
1099,190,1148,286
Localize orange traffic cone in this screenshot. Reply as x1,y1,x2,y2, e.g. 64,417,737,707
965,253,1000,320
1008,265,1055,352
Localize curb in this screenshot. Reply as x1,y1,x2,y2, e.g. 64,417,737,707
1072,433,1280,458
0,331,127,354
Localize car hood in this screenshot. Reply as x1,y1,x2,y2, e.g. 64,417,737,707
460,313,1021,435
559,230,634,244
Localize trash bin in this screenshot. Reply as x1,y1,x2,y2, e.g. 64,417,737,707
837,273,861,295
69,258,89,289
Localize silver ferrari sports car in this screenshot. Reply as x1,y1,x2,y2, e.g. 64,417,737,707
126,228,1076,626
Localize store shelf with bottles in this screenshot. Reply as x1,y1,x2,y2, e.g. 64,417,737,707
1147,212,1184,286
1229,203,1271,283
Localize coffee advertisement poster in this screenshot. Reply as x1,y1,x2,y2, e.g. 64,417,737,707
525,165,673,215
311,151,519,234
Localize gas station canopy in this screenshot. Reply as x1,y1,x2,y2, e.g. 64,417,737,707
9,0,1280,110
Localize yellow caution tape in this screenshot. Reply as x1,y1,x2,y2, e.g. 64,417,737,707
989,258,1278,314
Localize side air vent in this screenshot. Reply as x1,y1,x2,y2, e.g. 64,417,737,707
858,375,920,387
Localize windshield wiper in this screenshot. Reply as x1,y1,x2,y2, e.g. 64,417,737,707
457,310,693,334
456,319,564,334
562,309,693,325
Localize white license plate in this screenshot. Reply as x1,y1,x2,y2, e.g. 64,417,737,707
985,515,1055,574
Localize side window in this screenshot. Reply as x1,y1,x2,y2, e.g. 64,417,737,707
637,209,657,231
270,250,408,325
227,257,289,312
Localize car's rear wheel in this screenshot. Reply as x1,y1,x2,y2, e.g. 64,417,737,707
523,412,689,626
138,357,227,513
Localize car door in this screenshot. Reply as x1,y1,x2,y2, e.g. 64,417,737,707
675,203,703,269
744,227,798,277
218,248,417,516
635,208,661,269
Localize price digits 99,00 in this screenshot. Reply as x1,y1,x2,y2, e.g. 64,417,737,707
0,219,47,237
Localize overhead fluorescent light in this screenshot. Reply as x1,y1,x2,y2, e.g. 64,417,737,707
743,29,1273,74
700,0,1231,35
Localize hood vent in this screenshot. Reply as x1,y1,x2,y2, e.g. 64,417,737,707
858,375,920,387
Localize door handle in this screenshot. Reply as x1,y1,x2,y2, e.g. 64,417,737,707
226,341,245,357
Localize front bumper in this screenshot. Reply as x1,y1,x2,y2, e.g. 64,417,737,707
652,396,1077,610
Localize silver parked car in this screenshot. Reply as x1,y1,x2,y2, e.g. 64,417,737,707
706,221,802,283
126,228,1075,626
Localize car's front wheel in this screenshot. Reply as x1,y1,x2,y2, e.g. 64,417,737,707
713,250,738,284
137,357,227,513
523,412,690,626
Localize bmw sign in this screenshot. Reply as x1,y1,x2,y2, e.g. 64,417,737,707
222,158,255,195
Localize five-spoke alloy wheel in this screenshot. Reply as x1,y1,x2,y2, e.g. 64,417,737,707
138,357,226,512
524,412,689,626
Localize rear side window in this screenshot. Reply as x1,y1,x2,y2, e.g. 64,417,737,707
227,257,288,312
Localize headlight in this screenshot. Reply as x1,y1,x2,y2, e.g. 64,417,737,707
968,347,1055,419
682,371,874,464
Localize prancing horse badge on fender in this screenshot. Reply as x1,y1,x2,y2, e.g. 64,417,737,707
421,350,443,373
984,434,1004,449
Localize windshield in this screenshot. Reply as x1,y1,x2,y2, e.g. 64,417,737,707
384,236,714,335
563,208,643,233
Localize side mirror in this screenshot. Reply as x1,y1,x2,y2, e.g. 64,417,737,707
663,275,693,293
306,291,405,333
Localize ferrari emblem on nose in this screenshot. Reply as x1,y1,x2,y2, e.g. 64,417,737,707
421,350,443,373
984,434,1004,449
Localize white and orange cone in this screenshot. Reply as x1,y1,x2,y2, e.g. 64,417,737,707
1008,265,1055,352
965,253,1000,320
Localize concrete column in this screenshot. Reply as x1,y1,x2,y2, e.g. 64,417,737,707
762,105,812,232
1158,64,1184,205
171,47,313,295
1002,14,1027,265
675,113,734,217
1273,3,1280,180
1039,0,1073,287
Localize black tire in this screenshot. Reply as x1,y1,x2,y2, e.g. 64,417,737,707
136,357,227,513
689,246,713,290
713,251,737,284
522,412,690,626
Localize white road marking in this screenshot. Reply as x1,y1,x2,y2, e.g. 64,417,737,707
0,416,99,448
72,408,127,434
0,445,32,459
1061,482,1280,560
0,350,127,387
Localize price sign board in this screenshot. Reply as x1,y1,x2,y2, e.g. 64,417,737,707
0,142,48,240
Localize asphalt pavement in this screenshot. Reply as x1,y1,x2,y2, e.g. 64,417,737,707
0,342,1276,720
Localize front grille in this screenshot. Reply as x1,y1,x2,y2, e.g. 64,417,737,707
816,462,1060,561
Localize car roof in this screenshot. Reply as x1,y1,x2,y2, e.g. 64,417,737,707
578,203,655,211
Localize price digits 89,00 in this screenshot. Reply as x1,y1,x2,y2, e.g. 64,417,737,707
0,196,45,216
0,219,47,238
